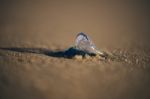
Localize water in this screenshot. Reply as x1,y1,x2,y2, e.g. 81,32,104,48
75,32,104,56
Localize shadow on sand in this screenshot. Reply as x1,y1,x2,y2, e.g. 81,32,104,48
0,47,96,59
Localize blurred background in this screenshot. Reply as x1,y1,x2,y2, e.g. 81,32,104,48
0,0,150,48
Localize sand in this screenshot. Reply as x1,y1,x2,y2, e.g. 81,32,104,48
0,1,150,99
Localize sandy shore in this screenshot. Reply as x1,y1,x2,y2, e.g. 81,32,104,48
0,1,150,99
